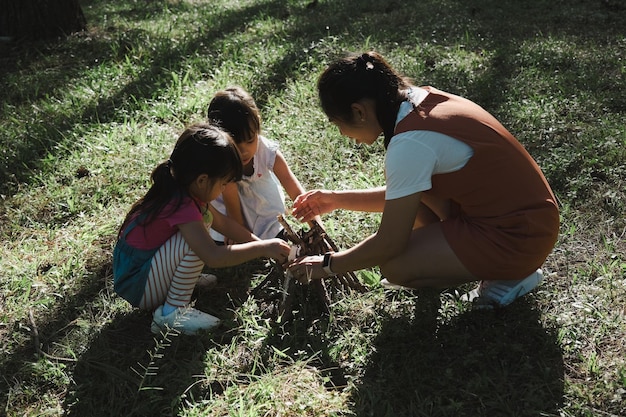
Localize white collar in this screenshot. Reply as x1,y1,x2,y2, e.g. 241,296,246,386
396,87,429,124
407,87,429,107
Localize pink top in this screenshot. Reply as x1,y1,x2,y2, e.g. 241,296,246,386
125,197,208,250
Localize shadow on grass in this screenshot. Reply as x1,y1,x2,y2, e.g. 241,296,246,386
2,0,623,196
351,291,564,417
0,0,310,194
63,311,215,417
0,261,112,413
2,0,621,413
0,255,261,415
62,261,262,416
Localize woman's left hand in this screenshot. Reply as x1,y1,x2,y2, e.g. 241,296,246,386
287,255,326,284
292,190,335,223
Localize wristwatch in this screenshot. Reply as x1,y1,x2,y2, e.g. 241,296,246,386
322,252,335,276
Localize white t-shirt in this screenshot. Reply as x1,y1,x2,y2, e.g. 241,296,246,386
385,88,474,200
210,135,286,240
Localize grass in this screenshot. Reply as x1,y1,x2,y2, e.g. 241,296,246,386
1,0,625,415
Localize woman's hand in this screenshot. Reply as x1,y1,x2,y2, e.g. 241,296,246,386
287,255,327,284
292,190,335,222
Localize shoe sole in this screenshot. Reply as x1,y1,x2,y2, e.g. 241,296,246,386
460,269,544,308
151,320,221,335
151,307,221,335
484,269,544,307
380,278,413,290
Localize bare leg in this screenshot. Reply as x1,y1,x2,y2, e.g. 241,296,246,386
380,222,476,289
413,201,440,228
412,194,453,229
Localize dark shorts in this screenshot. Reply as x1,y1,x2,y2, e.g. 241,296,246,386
443,204,560,281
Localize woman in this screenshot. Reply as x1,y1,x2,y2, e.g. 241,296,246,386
288,51,559,307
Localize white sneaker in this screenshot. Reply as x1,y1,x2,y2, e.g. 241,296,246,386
151,305,221,335
462,269,544,308
380,278,414,291
196,273,218,289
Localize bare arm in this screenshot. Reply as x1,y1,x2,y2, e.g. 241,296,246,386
288,192,422,280
273,150,305,201
221,182,247,228
292,186,387,223
273,150,323,225
209,204,258,243
332,187,387,212
178,220,290,268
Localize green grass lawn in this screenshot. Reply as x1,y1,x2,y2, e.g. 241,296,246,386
1,0,625,415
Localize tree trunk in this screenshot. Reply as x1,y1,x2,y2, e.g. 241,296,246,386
0,0,86,41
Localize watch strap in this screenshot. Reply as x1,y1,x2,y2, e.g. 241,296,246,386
322,252,334,275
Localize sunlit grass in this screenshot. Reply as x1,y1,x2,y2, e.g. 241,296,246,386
0,0,625,415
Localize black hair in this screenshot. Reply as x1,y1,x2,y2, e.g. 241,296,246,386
207,86,261,144
317,51,411,148
119,123,243,235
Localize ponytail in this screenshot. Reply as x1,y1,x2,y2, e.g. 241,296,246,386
318,51,411,148
118,123,242,236
118,160,179,236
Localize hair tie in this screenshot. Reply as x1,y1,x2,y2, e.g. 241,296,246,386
165,159,175,177
358,53,375,70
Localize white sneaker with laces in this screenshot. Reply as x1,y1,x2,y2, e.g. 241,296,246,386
151,305,221,335
462,268,544,308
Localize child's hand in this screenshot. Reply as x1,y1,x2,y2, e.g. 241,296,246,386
265,238,291,265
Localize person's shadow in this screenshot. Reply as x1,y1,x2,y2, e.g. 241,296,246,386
62,262,263,417
62,307,225,416
61,264,563,417
349,289,564,417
